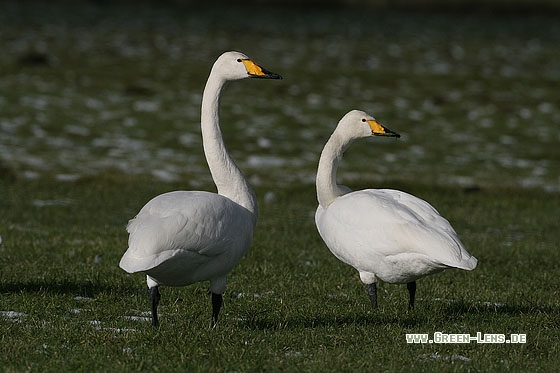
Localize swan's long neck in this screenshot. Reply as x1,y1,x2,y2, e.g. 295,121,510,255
316,131,351,208
200,72,257,219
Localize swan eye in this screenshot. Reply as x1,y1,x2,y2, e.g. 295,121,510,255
237,59,242,63
361,118,367,122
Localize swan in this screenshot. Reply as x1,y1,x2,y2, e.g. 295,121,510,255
119,51,282,327
315,110,477,311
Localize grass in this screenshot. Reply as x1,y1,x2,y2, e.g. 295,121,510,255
1,175,559,371
1,1,559,371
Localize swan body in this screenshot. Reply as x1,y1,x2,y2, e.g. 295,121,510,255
120,191,254,289
119,51,281,326
315,110,477,310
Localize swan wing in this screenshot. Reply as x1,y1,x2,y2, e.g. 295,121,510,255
316,189,476,270
120,191,254,274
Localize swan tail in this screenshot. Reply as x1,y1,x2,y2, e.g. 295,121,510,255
455,254,478,271
465,255,478,270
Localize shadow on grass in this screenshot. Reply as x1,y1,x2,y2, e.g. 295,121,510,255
442,300,557,316
0,278,128,299
235,300,558,331
235,308,427,330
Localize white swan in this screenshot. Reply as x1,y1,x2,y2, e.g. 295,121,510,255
315,110,477,310
119,51,282,327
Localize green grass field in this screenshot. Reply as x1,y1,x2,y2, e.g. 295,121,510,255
1,1,559,371
1,177,558,371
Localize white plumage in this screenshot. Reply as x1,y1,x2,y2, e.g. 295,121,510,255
119,51,281,326
121,191,254,288
315,110,477,310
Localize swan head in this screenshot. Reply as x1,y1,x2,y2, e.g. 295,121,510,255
338,110,400,140
213,51,282,81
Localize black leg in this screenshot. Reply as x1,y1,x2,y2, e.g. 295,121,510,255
211,292,223,328
150,286,161,327
365,283,378,310
407,281,416,310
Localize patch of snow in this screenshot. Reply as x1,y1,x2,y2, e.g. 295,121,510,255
246,155,287,168
56,174,80,182
32,198,73,207
69,308,92,314
432,297,456,303
65,125,90,136
121,315,152,322
74,296,94,301
231,290,275,299
133,100,160,112
285,351,303,358
1,311,28,322
263,191,276,204
480,301,505,307
420,352,472,362
151,168,179,182
257,137,272,149
88,319,136,332
104,327,137,333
